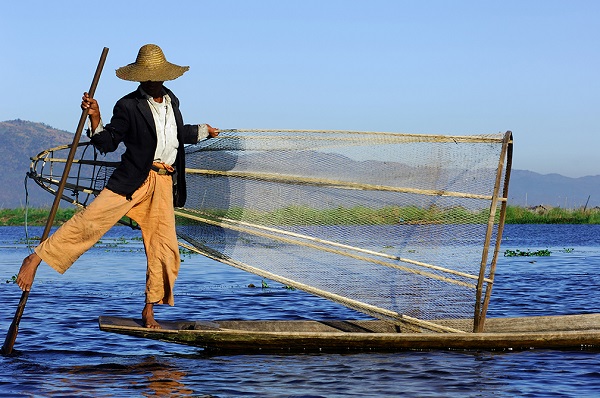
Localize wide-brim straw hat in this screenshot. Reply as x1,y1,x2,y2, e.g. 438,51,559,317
116,44,189,82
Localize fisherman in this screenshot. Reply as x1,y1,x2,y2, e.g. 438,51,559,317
16,44,219,329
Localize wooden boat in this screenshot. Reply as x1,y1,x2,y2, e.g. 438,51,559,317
98,314,600,352
35,131,600,352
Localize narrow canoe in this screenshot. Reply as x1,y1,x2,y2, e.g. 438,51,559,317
98,313,600,353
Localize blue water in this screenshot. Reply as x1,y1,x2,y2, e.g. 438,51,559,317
2,224,600,397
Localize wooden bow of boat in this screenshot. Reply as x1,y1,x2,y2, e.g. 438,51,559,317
99,313,600,353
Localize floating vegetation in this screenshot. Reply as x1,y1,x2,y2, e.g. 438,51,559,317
179,246,198,261
504,249,552,257
5,274,17,284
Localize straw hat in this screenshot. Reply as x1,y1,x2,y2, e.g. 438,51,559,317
115,44,189,82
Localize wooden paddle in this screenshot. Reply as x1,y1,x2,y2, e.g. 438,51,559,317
1,47,109,355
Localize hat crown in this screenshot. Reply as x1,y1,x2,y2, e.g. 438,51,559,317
135,44,167,69
115,44,189,82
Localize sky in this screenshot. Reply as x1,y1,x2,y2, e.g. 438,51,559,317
1,0,598,177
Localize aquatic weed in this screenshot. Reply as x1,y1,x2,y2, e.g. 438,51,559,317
504,249,552,257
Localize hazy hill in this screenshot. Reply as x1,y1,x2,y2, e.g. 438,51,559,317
0,120,74,208
507,169,600,209
1,119,599,209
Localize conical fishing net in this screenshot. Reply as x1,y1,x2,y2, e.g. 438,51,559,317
177,130,513,333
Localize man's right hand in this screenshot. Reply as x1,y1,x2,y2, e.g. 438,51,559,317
81,92,101,131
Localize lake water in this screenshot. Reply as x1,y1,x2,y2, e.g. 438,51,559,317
2,224,600,397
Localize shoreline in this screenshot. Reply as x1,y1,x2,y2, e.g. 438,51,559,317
2,205,600,226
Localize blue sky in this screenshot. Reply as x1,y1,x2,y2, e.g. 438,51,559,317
1,0,598,177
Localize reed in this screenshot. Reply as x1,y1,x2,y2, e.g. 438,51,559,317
0,208,77,226
504,205,600,224
3,205,600,226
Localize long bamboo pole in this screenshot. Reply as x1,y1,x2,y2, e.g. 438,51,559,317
176,239,466,333
176,208,490,283
175,210,478,289
475,131,514,332
1,47,109,355
185,168,506,201
473,131,513,333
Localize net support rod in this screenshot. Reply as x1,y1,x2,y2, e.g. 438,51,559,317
31,177,99,197
219,129,508,144
178,209,490,283
175,210,478,289
474,132,514,333
473,131,513,333
177,239,466,334
186,168,506,201
37,156,121,168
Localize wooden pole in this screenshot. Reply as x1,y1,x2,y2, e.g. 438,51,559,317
1,47,109,355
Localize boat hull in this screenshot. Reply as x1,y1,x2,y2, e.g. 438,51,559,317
98,314,600,353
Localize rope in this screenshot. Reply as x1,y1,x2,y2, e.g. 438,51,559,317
23,174,33,254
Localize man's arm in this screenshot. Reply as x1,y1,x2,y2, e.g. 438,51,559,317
82,93,128,154
183,123,220,145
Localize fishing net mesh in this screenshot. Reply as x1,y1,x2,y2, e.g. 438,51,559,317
177,130,512,333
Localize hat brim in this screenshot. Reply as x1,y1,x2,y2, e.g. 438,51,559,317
116,62,189,82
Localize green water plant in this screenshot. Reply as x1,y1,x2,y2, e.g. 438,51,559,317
504,249,552,257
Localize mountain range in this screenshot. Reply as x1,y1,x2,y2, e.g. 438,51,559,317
1,119,598,209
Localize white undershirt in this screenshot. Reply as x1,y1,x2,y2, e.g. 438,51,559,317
144,91,179,165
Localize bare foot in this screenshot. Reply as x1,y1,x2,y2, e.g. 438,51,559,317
16,253,42,292
142,303,161,329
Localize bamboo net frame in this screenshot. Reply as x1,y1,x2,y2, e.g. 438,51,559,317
27,129,513,333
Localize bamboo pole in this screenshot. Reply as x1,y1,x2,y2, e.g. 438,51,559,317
218,129,508,144
1,47,109,355
175,210,478,289
177,239,466,333
185,168,506,201
473,131,513,333
176,208,490,283
475,132,513,332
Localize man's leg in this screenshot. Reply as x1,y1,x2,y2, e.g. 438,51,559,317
16,188,136,291
127,169,180,328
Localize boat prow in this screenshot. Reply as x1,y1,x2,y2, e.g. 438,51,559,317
98,314,600,353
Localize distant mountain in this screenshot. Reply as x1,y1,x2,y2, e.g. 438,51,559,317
1,119,598,209
0,120,74,208
507,169,600,209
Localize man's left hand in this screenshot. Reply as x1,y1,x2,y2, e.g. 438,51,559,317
207,124,220,138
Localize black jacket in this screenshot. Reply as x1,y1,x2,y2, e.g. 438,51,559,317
90,86,200,207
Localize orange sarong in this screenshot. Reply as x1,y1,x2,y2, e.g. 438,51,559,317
35,163,180,305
